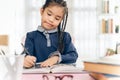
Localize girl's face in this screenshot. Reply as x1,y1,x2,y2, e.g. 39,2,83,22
40,6,64,30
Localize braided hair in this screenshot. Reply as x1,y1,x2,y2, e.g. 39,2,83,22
42,0,68,53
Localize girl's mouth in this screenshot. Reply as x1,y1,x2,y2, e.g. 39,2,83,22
46,22,53,27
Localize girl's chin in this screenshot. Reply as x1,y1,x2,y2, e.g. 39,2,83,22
43,27,53,30
43,26,55,30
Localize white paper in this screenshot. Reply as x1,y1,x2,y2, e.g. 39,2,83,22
23,64,83,74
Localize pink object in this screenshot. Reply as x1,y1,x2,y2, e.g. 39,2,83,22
22,73,95,80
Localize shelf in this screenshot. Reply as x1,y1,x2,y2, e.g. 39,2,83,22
99,33,120,36
98,14,120,20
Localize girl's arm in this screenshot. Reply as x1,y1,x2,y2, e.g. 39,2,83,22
61,32,78,63
24,32,36,68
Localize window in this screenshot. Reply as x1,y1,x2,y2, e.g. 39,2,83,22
72,0,99,59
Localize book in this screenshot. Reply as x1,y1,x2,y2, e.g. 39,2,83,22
101,18,113,34
103,0,109,13
83,54,120,76
90,73,120,80
109,19,113,33
23,64,83,74
102,19,106,33
84,54,120,65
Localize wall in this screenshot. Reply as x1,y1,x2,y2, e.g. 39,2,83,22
0,0,25,54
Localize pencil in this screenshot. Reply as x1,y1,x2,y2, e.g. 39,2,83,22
21,43,31,55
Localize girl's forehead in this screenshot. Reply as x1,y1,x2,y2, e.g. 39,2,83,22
47,5,64,12
46,6,65,16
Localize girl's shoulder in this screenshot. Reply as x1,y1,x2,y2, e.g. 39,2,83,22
27,30,42,34
63,32,71,38
26,30,40,37
63,32,72,41
63,32,73,44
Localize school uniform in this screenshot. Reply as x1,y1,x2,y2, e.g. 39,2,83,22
25,26,78,63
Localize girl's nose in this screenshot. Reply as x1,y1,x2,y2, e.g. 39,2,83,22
49,17,54,23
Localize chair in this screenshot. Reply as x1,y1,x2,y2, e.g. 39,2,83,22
0,35,9,54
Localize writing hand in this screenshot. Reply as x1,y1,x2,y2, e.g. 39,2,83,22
40,56,59,67
23,55,36,68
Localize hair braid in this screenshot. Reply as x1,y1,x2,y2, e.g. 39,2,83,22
58,7,68,53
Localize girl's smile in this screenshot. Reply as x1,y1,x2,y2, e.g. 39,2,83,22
44,21,54,28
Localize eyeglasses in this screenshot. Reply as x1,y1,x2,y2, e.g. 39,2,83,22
42,74,73,80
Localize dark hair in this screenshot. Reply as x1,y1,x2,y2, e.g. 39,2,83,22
43,0,68,53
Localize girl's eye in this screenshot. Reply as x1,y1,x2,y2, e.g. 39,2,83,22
55,17,61,21
47,13,51,16
55,17,60,21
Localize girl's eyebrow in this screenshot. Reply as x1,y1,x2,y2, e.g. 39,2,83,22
47,9,62,18
47,9,52,13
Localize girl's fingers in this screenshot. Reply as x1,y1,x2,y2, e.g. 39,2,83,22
24,55,36,68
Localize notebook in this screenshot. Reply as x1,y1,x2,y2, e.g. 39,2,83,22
23,64,83,74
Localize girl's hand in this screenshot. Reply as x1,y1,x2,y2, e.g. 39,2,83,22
40,56,59,67
23,55,36,68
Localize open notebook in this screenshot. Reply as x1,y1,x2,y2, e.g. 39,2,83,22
23,64,83,73
84,54,120,66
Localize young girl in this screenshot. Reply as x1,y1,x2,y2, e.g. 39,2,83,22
24,0,78,68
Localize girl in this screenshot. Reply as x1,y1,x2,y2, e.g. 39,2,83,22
24,0,78,68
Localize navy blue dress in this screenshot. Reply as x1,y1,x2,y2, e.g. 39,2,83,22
25,30,78,63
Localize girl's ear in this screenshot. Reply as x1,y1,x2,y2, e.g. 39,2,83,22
40,8,44,15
